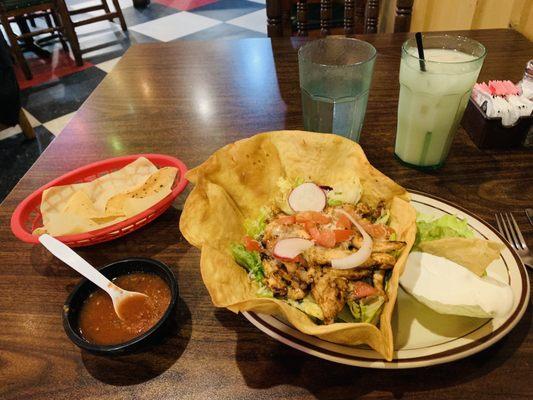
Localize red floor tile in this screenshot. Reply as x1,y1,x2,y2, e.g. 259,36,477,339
15,49,93,90
153,0,217,11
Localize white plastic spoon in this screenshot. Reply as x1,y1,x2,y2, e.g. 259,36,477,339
39,234,149,321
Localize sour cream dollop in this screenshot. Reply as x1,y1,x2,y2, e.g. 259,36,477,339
400,252,513,318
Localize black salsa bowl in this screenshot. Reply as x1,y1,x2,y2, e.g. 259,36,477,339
63,257,178,355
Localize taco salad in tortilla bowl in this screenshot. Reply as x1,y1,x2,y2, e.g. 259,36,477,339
180,130,417,360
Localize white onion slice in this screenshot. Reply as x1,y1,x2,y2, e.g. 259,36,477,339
331,210,373,269
273,238,314,260
288,182,326,212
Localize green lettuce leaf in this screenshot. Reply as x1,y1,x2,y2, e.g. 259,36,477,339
287,294,324,320
336,305,356,323
415,213,474,247
347,296,385,324
231,244,264,283
327,198,343,206
375,209,390,225
243,207,271,239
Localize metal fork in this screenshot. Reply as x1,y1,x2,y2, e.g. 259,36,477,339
495,212,532,269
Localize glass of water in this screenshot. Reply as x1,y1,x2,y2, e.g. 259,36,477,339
298,37,377,142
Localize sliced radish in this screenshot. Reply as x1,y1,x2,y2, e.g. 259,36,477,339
273,238,314,260
288,183,326,212
331,210,373,269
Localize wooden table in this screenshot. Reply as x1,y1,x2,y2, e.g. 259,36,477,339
1,29,532,399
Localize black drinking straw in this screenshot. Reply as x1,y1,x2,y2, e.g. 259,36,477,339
415,32,426,72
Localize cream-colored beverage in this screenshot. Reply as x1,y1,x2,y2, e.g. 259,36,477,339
395,35,486,168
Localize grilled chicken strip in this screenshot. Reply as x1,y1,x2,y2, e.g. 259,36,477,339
304,245,396,269
303,247,352,265
262,258,314,300
352,236,406,253
373,270,387,297
311,270,348,324
325,268,372,280
358,253,397,269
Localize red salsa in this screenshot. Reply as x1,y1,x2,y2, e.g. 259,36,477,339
78,273,171,345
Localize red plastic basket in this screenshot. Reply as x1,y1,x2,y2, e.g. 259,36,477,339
10,154,188,247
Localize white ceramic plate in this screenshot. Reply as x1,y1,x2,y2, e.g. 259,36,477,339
243,191,530,369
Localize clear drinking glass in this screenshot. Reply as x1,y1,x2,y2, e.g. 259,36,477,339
394,34,486,168
298,37,377,142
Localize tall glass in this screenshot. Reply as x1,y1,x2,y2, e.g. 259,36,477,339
298,38,376,142
395,35,486,168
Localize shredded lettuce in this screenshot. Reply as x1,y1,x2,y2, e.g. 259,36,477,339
231,244,264,283
276,177,304,214
256,285,274,298
375,209,390,225
243,206,271,239
287,294,324,320
347,296,385,324
326,179,362,205
336,305,356,322
277,176,305,193
415,213,474,247
327,198,343,206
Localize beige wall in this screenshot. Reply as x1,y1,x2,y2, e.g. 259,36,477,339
394,0,533,40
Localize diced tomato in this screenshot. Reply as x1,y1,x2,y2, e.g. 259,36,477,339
308,226,321,241
243,236,261,252
334,229,355,243
316,230,336,248
276,215,296,225
302,220,319,240
352,281,379,299
358,219,394,239
303,220,316,232
336,214,352,229
295,211,331,224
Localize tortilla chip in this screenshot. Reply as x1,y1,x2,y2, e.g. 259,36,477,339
180,131,416,361
105,167,177,216
418,238,504,276
34,157,177,236
63,190,122,219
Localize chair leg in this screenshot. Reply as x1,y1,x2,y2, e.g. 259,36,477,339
54,1,83,66
101,0,111,15
110,0,127,31
18,109,35,139
28,15,37,27
1,14,32,79
51,11,69,52
44,12,53,28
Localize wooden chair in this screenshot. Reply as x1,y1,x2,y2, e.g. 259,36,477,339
266,0,414,37
61,0,127,61
0,109,35,139
0,0,82,80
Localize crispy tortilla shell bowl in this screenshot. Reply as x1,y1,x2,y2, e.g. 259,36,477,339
179,130,417,361
10,154,188,247
63,258,178,355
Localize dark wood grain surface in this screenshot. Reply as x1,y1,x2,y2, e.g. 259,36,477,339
1,29,532,400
